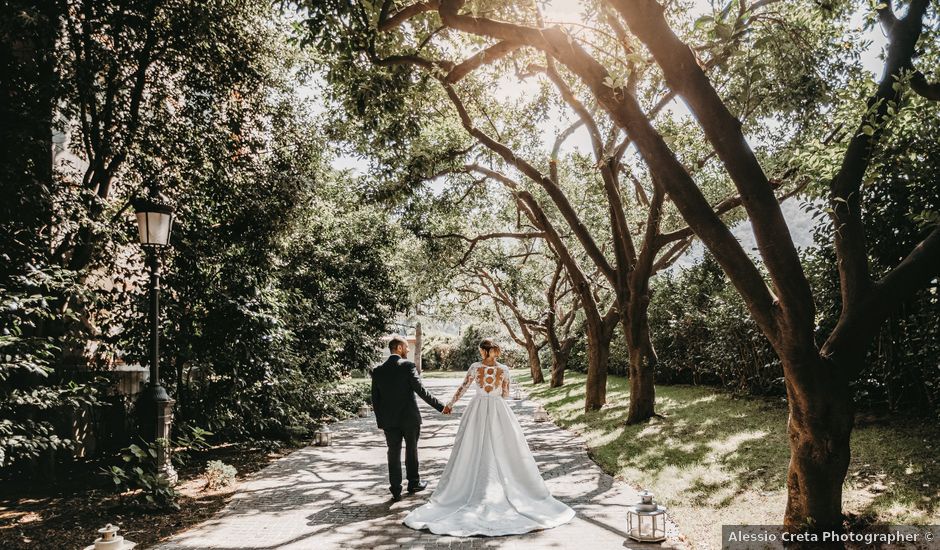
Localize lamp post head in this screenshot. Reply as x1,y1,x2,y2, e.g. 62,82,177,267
132,194,175,247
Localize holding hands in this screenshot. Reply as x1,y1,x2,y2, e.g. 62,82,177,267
442,405,452,415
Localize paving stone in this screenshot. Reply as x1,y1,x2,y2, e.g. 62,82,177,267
151,377,688,549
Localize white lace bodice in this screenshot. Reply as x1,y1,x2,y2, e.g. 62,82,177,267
446,362,511,408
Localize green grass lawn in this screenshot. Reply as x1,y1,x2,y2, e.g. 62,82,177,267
512,370,939,549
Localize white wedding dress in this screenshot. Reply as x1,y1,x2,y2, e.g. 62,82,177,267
403,362,575,536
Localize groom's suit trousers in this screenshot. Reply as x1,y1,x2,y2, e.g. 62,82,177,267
383,425,421,493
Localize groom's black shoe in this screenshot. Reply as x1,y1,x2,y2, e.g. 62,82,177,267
390,492,402,502
407,481,428,493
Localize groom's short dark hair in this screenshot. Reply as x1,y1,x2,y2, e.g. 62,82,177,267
388,335,407,352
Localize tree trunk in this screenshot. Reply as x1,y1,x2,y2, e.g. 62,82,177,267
584,320,612,411
626,329,657,424
782,352,854,532
527,342,544,384
625,281,658,423
549,347,570,387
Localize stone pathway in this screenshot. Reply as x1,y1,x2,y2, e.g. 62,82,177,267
152,377,687,550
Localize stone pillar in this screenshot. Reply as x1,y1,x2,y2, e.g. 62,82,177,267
155,397,178,484
415,322,423,375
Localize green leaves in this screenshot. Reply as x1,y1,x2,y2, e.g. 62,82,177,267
102,438,179,510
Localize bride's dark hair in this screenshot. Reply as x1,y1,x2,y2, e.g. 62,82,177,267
478,338,501,357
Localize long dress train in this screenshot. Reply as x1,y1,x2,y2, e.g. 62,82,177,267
403,362,575,536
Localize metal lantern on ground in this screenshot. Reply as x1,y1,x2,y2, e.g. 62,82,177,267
626,491,667,542
315,425,333,446
511,387,522,400
533,404,550,423
83,523,136,550
357,404,371,417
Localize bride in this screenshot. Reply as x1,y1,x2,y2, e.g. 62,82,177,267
403,339,575,536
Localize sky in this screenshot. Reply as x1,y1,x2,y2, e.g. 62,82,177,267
317,0,889,263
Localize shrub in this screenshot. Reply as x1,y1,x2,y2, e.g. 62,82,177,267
648,254,783,395
171,424,212,467
421,333,458,371
497,346,528,371
204,460,237,490
102,440,179,510
100,425,212,509
419,328,495,372
311,381,371,423
446,327,487,371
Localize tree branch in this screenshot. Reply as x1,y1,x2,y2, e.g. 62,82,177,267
443,83,618,284
379,1,441,31
910,70,940,101
659,175,800,244
877,225,940,302
823,225,940,367
438,0,781,339
607,0,813,330
428,231,547,266
471,166,607,335
652,237,693,274
829,0,930,311
373,53,453,72
877,2,897,36
542,55,638,273
445,40,522,84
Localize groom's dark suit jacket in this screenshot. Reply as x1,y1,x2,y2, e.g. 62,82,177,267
371,355,444,429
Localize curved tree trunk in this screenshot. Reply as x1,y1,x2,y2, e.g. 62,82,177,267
783,353,855,532
624,261,659,423
549,346,571,387
527,341,544,384
626,327,658,424
549,358,566,387
584,319,613,411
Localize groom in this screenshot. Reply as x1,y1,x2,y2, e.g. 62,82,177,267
371,335,448,501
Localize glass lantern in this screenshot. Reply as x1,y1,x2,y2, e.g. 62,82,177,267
357,404,371,417
314,425,333,446
132,196,174,246
626,491,667,542
532,405,550,423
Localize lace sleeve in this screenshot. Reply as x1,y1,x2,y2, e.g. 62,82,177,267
501,365,511,399
447,364,476,408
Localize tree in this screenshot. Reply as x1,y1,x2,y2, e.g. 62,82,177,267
542,258,581,387
1,0,407,467
427,0,938,530
109,14,407,438
0,0,103,471
303,0,804,420
304,0,940,529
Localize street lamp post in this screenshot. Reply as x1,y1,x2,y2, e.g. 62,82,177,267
132,192,177,484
